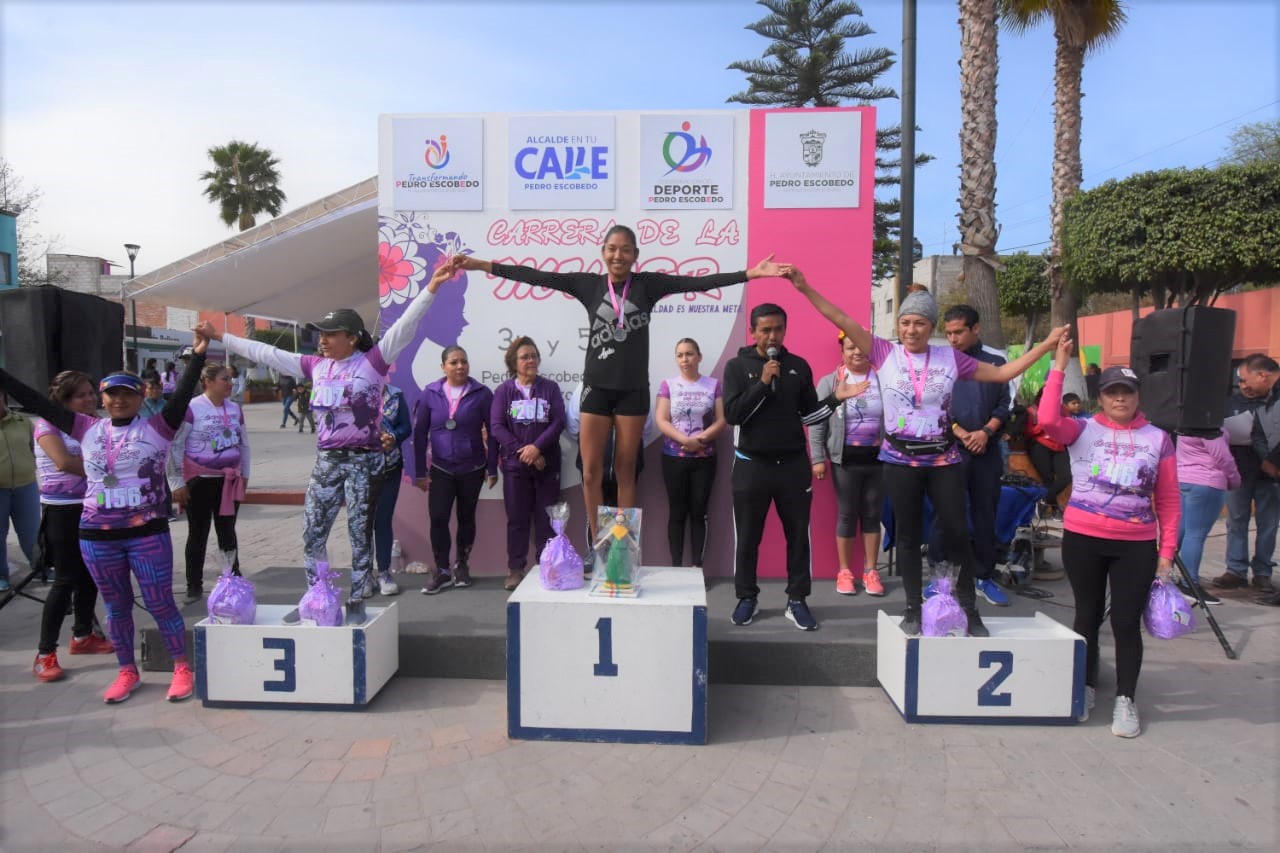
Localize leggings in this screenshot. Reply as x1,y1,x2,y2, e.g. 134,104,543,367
184,476,240,591
80,532,185,669
1062,530,1156,699
831,456,883,538
882,462,978,610
1029,442,1072,503
428,466,485,569
503,468,561,571
303,452,380,593
373,464,402,576
38,504,99,654
661,454,716,567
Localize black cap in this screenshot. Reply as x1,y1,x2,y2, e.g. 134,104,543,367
307,308,366,335
1099,366,1140,392
178,346,195,360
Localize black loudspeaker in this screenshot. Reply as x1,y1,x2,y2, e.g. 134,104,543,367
1130,306,1236,433
0,286,125,396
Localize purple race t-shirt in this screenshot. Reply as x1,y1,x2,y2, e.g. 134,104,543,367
301,350,388,450
657,375,721,458
33,418,86,505
182,395,246,471
840,368,883,447
869,336,978,467
1066,419,1174,525
71,412,178,530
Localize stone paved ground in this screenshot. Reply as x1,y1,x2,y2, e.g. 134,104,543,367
1,403,1276,851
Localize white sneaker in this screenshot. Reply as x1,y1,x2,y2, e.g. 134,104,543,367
1111,696,1141,738
378,576,400,596
1078,686,1096,722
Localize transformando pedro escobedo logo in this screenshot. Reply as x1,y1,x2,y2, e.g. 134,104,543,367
514,134,609,191
649,121,723,205
395,134,479,192
767,128,857,192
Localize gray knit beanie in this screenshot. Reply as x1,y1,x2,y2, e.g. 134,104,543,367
898,289,937,326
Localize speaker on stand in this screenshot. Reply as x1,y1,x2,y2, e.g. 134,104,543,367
1130,306,1236,435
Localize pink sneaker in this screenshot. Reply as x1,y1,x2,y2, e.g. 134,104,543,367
167,662,195,702
835,569,857,595
103,667,141,704
862,568,886,597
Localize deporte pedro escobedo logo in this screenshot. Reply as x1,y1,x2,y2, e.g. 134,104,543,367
650,121,723,205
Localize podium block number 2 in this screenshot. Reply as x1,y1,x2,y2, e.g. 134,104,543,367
977,650,1013,707
263,637,297,693
593,618,618,677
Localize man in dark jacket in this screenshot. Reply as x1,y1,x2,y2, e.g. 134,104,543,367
723,303,842,631
928,305,1012,606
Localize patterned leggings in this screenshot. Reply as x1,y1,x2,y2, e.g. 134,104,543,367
303,452,380,594
80,532,185,669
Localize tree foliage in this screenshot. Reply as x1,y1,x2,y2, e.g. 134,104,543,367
0,158,67,286
997,251,1051,345
728,0,932,280
200,140,286,232
1061,162,1280,308
1223,119,1280,166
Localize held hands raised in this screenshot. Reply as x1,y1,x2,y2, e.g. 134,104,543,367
192,330,210,355
193,321,221,343
747,254,792,280
1053,329,1075,371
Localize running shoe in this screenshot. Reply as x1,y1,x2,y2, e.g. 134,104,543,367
104,667,141,704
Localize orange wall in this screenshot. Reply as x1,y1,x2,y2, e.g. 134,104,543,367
1076,288,1279,367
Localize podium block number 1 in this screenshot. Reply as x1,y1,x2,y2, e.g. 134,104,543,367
977,650,1013,707
263,637,297,693
593,617,618,677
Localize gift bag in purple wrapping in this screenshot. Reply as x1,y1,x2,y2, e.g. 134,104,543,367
922,575,968,637
538,503,584,590
1143,577,1195,639
298,562,344,627
206,550,256,625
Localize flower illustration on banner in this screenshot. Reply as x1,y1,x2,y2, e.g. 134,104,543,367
377,213,471,310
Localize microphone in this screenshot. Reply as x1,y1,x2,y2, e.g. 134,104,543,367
766,346,779,391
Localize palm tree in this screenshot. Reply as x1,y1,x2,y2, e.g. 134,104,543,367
200,140,286,231
957,0,1004,347
999,0,1128,366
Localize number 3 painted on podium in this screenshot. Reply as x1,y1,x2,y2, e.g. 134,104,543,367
593,617,618,677
263,637,297,692
977,650,1013,707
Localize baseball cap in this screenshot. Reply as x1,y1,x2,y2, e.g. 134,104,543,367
1098,366,1140,393
178,346,195,359
307,308,366,335
99,373,144,394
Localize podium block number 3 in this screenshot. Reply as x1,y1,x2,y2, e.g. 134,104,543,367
977,650,1013,707
263,637,297,693
593,617,618,677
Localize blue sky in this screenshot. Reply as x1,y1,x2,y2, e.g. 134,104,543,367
2,0,1277,275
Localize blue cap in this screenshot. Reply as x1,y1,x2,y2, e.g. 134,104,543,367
99,374,143,393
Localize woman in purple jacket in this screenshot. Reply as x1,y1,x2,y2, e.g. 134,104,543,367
491,337,567,591
1176,429,1241,603
413,346,497,594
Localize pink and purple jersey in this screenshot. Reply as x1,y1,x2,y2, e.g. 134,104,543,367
33,418,86,505
841,369,883,447
181,396,246,472
658,375,721,458
869,336,978,467
301,350,389,451
1066,419,1173,526
72,412,178,530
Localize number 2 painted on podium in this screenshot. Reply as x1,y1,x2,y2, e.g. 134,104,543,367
262,637,297,692
593,617,618,677
977,650,1013,707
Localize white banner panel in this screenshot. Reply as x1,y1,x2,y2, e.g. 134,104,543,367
762,110,861,209
639,113,734,210
508,115,616,210
385,116,484,211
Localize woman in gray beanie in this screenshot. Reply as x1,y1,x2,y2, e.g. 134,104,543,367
789,270,1066,636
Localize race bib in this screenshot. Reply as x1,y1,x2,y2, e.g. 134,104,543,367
1093,460,1138,488
96,486,143,509
311,380,349,410
210,428,241,452
899,405,943,439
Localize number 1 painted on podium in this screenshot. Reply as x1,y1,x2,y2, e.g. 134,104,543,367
593,617,618,677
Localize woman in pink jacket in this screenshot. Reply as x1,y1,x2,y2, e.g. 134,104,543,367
1039,337,1180,738
1175,430,1240,605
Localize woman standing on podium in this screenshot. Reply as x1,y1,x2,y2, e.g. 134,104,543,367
450,228,789,540
195,261,459,603
0,336,210,704
491,336,566,591
786,270,1066,639
1038,341,1180,738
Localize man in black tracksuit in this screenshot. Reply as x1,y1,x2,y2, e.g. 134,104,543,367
723,303,841,631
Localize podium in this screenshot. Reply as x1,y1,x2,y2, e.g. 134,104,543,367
506,567,708,744
877,611,1086,724
194,603,399,710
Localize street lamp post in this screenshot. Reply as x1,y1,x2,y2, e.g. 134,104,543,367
124,243,140,372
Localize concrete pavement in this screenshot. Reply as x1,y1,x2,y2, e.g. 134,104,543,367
1,402,1277,851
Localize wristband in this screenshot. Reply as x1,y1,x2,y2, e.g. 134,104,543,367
982,426,996,438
